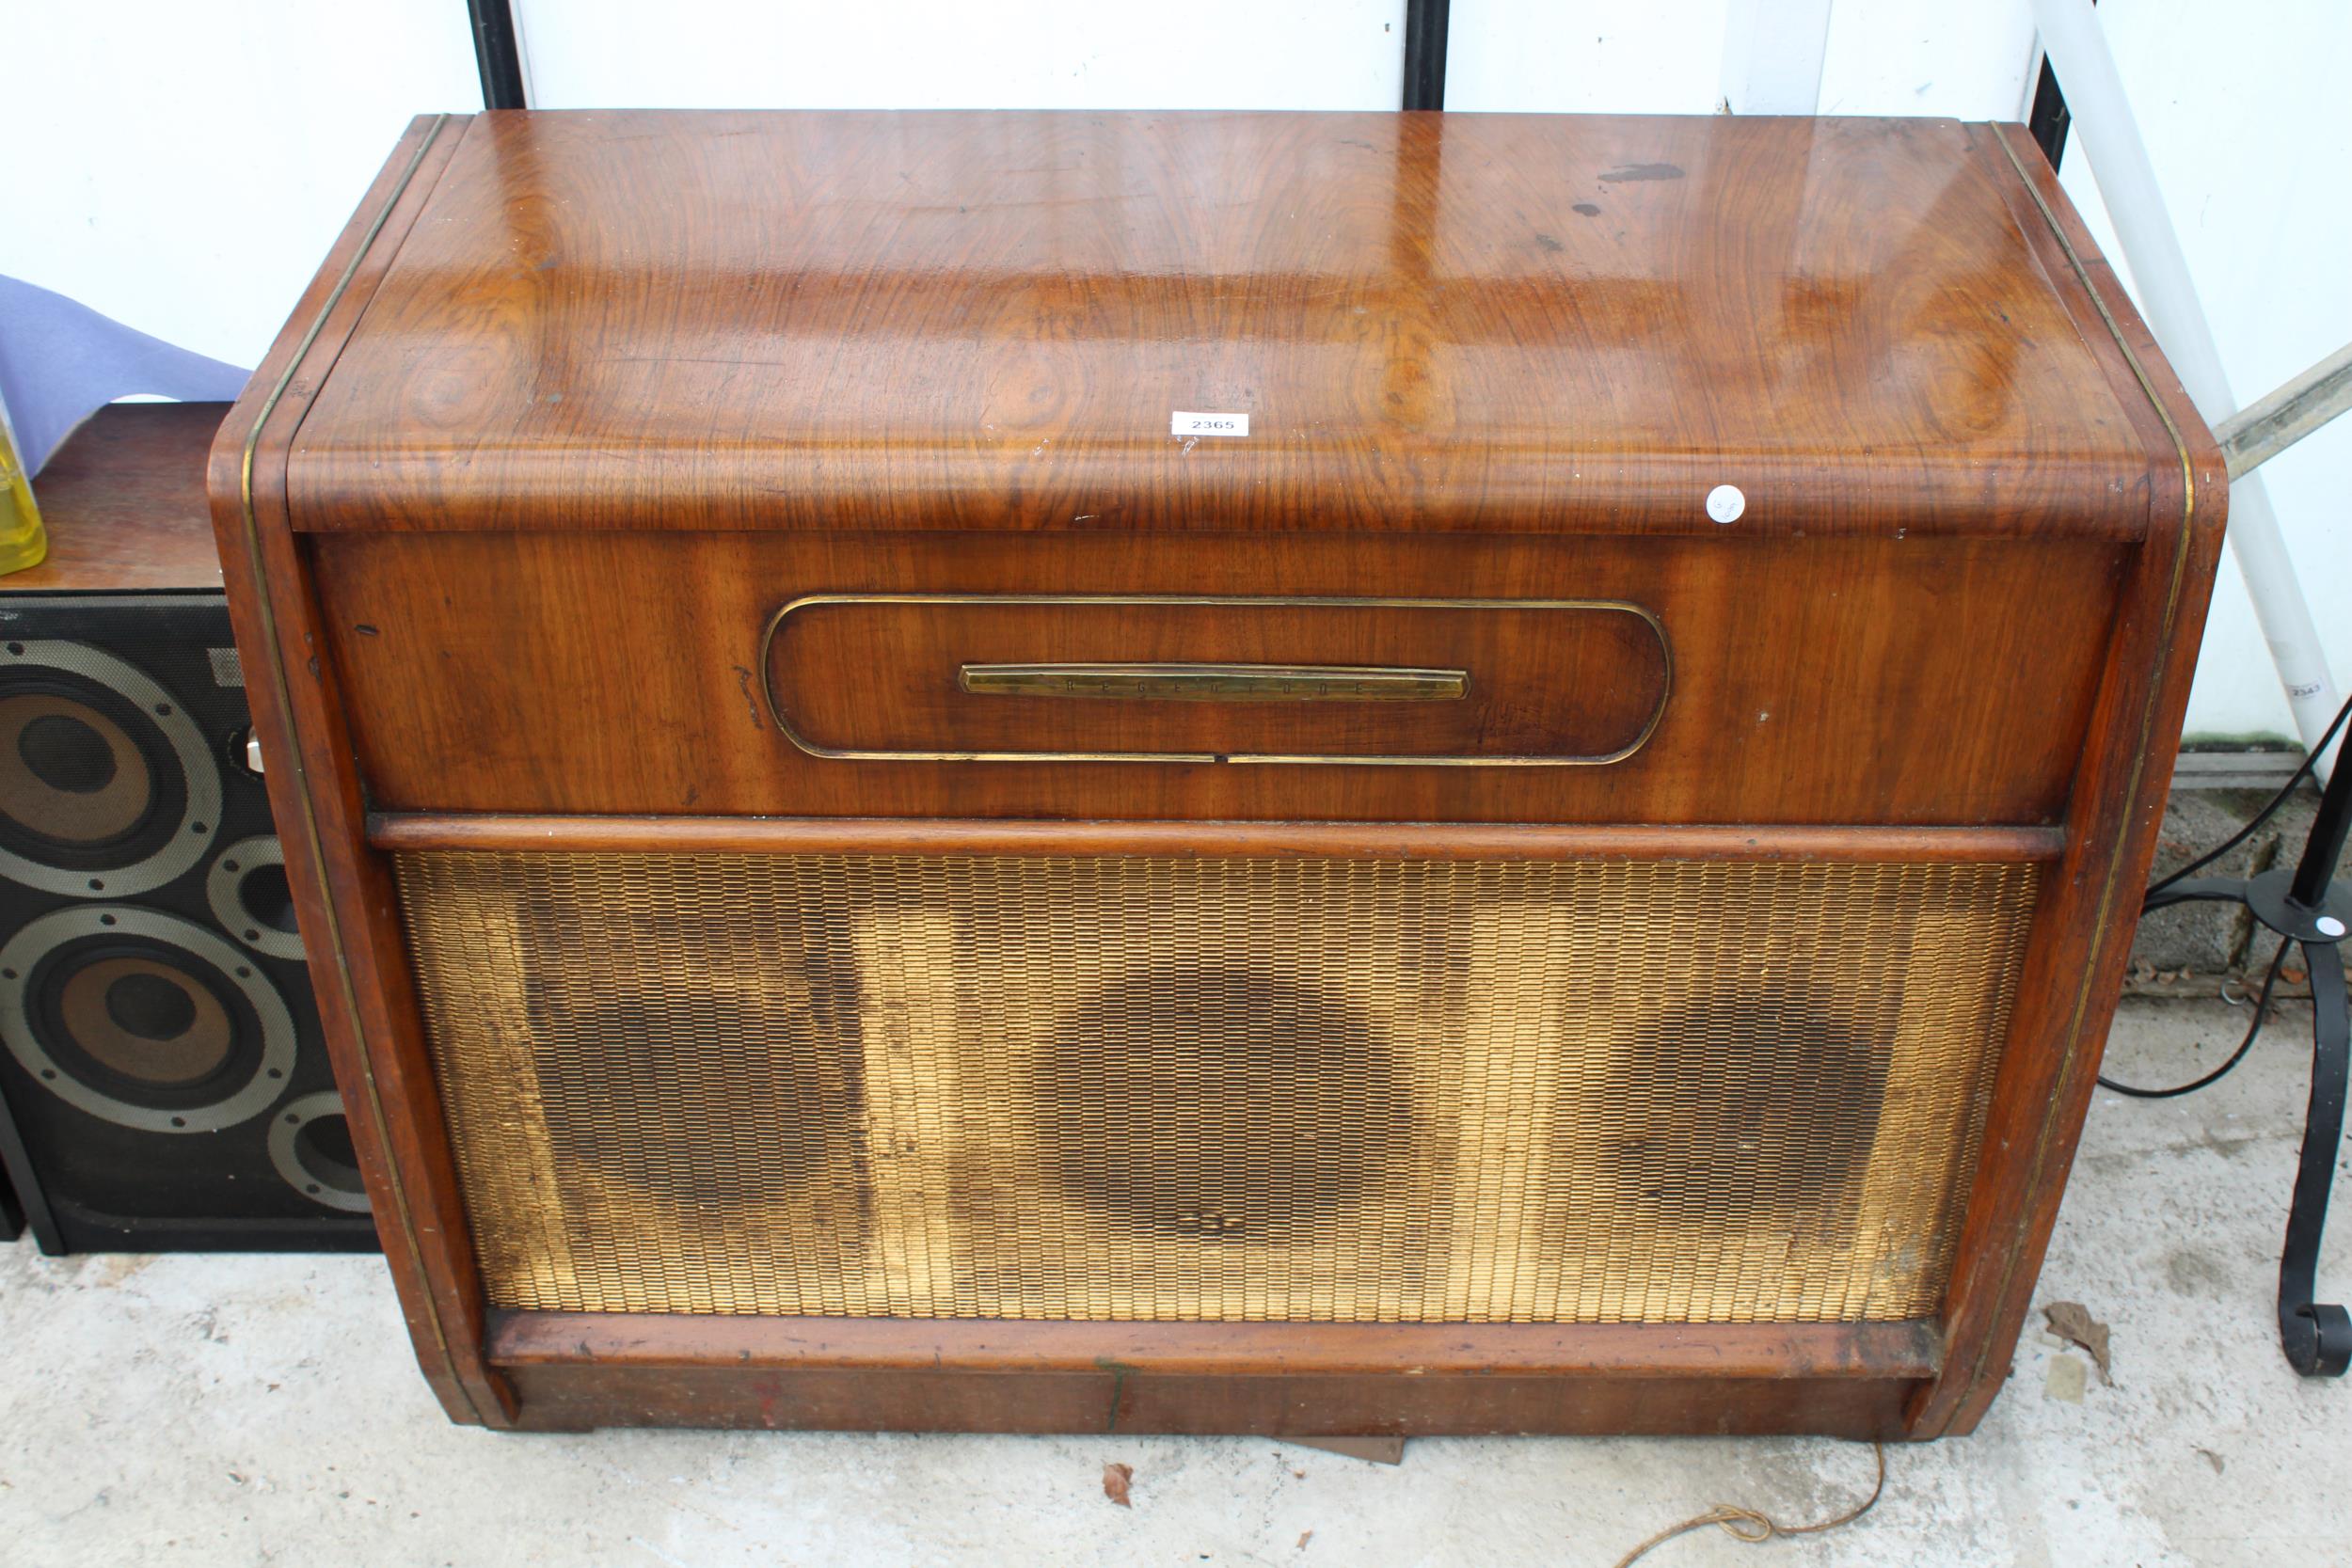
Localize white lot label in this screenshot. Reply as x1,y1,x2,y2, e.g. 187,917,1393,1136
1171,411,1249,437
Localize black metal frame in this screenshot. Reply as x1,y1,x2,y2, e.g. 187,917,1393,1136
468,0,528,111
0,1102,30,1243
2027,0,2093,170
2146,754,2352,1376
2027,55,2072,169
1403,0,1450,111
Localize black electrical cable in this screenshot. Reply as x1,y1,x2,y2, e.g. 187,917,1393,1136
2100,935,2290,1098
2096,690,2350,1099
2147,692,2352,899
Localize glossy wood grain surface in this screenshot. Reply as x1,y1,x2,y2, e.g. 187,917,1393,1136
7,404,230,592
213,111,2227,1438
286,111,2158,541
313,529,2125,824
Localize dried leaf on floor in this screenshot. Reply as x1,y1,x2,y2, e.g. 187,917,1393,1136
1103,1462,1135,1508
2042,1301,2113,1384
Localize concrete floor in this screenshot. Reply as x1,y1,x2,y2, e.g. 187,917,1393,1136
1,995,2344,1567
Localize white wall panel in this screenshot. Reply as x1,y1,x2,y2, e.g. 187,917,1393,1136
0,0,481,369
1448,0,2036,119
2053,0,2352,740
1816,0,2039,119
1446,2,1730,115
513,1,1406,112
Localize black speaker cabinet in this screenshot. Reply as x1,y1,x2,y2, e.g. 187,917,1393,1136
0,404,375,1253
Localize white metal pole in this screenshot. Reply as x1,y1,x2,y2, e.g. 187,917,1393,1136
2028,0,2342,779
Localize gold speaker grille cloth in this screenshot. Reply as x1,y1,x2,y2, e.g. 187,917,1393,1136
394,850,2037,1323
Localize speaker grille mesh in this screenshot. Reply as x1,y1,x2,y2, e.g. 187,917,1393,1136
394,850,2036,1323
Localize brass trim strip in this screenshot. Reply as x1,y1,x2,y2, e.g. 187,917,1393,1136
236,116,482,1420
759,593,1671,767
960,662,1470,703
1942,127,2203,1433
367,811,2071,864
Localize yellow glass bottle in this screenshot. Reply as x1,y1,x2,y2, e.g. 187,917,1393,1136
0,396,47,576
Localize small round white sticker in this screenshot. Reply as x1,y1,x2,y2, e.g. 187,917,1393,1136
1706,483,1745,524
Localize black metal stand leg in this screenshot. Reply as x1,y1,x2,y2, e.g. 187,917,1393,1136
2280,949,2351,1376
2132,715,2350,1375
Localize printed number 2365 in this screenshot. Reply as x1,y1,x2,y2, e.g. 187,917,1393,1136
1171,411,1249,437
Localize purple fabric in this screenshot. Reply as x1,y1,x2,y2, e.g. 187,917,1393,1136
0,274,250,475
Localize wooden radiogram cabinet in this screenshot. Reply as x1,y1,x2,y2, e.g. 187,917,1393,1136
212,110,2223,1438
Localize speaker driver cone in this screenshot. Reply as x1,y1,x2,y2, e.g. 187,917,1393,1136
57,955,236,1085
269,1091,372,1213
1592,990,1889,1222
0,906,296,1132
0,693,150,842
0,641,221,896
1033,967,1414,1241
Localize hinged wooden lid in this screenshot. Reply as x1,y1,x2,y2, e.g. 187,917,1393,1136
281,110,2203,540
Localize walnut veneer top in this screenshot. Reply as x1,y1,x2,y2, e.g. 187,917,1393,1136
8,403,230,592
282,110,2188,540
